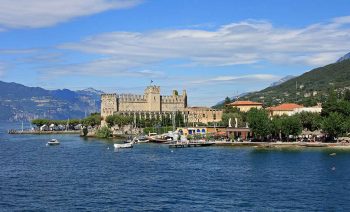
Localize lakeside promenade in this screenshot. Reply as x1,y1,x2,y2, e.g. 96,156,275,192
169,140,350,149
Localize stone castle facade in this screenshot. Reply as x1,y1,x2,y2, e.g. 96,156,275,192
101,85,222,125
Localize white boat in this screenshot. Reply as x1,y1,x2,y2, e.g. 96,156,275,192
135,136,149,143
47,139,60,146
114,142,133,149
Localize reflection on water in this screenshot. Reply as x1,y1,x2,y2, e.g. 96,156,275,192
1,122,350,211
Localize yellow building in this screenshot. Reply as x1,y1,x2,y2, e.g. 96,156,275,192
184,107,223,124
227,101,263,112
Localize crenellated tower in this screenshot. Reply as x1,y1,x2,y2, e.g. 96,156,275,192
101,93,117,119
144,85,161,111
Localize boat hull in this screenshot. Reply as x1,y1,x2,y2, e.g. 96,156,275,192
114,143,133,148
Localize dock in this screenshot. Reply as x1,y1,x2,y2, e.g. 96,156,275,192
169,141,215,148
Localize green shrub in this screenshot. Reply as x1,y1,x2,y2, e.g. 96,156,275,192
96,126,112,138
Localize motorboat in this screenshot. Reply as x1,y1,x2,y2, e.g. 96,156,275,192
114,141,134,149
47,139,60,146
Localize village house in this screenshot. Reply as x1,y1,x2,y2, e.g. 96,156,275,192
227,100,263,112
268,103,303,116
268,103,322,116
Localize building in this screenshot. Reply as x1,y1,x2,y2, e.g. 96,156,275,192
227,100,263,112
101,85,222,125
268,103,322,117
226,127,252,140
177,126,252,140
293,103,322,114
177,126,226,136
184,107,223,124
268,103,303,116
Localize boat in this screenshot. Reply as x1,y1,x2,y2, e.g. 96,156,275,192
135,136,149,143
114,141,134,149
47,139,60,146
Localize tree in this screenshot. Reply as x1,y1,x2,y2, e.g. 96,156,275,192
246,108,271,140
224,96,231,104
321,89,339,117
105,114,133,128
280,115,302,141
344,89,350,101
31,119,50,127
297,112,322,131
222,112,243,127
322,112,345,140
271,116,283,140
175,111,184,127
82,114,101,127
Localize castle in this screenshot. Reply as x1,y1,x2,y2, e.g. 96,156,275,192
101,85,222,125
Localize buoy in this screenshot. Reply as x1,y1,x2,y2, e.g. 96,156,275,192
332,167,336,171
107,147,110,150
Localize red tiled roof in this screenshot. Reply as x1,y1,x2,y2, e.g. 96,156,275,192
268,103,303,111
228,100,263,106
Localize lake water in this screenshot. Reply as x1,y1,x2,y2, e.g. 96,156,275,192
1,122,350,211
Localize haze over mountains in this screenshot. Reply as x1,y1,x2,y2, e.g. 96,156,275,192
0,81,102,121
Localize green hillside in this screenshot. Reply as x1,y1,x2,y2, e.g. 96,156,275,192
239,59,350,106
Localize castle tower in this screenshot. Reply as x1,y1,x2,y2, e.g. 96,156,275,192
101,93,117,120
145,85,161,111
183,89,187,108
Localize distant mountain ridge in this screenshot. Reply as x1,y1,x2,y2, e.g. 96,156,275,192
269,75,296,87
337,52,350,63
0,81,103,121
215,51,350,107
239,53,350,106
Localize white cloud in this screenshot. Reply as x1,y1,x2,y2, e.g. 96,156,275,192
40,57,163,78
57,16,350,75
0,0,141,29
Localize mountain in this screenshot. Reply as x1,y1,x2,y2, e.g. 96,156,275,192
0,81,103,121
269,75,296,87
238,58,350,106
337,52,350,63
213,92,251,108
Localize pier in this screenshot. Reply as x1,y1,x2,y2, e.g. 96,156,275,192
169,141,215,148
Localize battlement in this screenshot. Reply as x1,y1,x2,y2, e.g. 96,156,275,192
162,95,185,103
101,93,117,98
145,85,160,94
101,85,187,114
118,94,146,102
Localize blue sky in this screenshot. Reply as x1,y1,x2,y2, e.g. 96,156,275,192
1,0,350,106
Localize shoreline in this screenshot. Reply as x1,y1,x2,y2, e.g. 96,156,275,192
8,130,81,135
213,141,350,149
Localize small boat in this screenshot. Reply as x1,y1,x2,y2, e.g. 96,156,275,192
114,142,133,149
47,139,60,146
135,136,149,143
